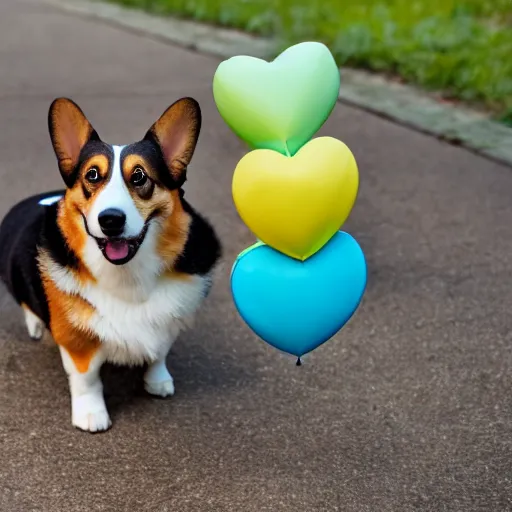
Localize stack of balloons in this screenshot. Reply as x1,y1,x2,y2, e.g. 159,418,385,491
213,42,367,365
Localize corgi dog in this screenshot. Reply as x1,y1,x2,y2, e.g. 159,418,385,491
0,97,221,433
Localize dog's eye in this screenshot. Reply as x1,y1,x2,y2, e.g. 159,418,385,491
85,167,101,183
130,167,148,187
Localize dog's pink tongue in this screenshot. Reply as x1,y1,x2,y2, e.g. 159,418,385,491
105,240,129,261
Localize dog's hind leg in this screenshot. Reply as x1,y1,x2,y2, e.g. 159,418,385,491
21,304,44,341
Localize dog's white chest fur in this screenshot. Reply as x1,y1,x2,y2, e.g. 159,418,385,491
85,275,207,365
44,250,209,365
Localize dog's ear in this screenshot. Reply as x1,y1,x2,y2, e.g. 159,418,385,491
145,97,201,188
48,98,99,187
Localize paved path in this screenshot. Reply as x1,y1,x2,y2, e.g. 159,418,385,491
1,0,511,510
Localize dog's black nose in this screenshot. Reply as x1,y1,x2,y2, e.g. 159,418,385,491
98,208,126,237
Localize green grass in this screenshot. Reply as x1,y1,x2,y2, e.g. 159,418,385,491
112,0,512,120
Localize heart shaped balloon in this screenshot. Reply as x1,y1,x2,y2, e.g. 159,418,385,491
232,136,359,261
231,231,367,358
213,41,340,156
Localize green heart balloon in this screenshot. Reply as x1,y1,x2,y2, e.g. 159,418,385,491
213,41,340,156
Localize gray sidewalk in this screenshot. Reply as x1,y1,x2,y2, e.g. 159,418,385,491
1,0,511,510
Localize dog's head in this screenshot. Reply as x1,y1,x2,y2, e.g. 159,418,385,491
48,97,200,269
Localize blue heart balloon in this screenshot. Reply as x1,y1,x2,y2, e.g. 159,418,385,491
231,231,367,358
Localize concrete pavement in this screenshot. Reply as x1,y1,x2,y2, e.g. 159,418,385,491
1,0,512,510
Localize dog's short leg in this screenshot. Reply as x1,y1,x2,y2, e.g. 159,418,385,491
144,355,175,398
22,304,44,341
59,346,111,432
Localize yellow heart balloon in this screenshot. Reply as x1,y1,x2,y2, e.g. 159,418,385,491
232,137,359,261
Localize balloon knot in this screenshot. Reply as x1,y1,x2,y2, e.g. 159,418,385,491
296,357,302,366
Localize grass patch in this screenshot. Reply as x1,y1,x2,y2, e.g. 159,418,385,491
111,0,512,119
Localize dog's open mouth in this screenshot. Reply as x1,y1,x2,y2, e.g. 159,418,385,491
81,213,151,266
95,228,148,265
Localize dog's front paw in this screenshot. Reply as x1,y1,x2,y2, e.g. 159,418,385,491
144,377,175,398
73,409,112,433
72,395,111,433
